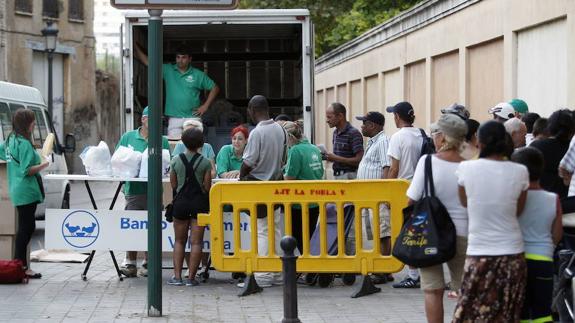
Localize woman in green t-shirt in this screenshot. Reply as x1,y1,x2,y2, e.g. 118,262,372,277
0,109,49,278
216,126,248,179
282,121,324,255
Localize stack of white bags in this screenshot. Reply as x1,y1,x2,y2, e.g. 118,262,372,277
80,141,170,178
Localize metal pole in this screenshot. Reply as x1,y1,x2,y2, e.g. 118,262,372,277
281,236,301,323
47,51,53,118
147,8,163,317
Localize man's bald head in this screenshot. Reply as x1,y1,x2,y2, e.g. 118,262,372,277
248,95,269,113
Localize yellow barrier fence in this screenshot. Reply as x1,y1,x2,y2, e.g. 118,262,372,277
198,180,409,278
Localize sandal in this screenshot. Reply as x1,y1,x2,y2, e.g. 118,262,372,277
26,271,42,279
447,291,458,299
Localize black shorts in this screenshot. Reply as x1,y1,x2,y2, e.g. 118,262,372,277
521,257,554,322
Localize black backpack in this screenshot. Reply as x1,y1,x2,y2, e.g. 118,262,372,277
392,154,456,268
165,153,209,222
419,128,436,156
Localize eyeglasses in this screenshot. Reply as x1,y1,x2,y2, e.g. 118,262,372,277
431,131,442,137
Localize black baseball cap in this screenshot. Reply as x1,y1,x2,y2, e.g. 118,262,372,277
356,111,385,126
386,101,415,120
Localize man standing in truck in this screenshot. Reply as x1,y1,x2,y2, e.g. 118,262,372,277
135,45,220,137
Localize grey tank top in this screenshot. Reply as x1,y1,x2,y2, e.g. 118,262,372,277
518,190,557,258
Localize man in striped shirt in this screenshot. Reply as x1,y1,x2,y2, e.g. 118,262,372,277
356,111,393,284
324,102,364,179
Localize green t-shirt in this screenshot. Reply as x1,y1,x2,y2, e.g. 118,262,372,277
163,63,216,118
215,144,243,176
284,139,324,180
170,151,212,193
116,128,170,196
284,139,324,210
0,134,43,206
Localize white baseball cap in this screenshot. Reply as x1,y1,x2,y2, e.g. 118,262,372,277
488,102,515,120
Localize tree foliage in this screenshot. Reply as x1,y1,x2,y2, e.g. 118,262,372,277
240,0,423,57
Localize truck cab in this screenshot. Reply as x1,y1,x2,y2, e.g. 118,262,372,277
121,9,314,151
0,81,75,217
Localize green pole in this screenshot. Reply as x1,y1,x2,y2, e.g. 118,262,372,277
147,9,163,317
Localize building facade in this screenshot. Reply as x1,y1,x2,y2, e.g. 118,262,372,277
0,0,97,172
314,0,575,154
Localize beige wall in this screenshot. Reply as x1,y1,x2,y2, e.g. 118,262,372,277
467,39,504,121
432,51,459,122
314,0,575,146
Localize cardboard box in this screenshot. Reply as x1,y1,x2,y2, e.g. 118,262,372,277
162,182,172,207
0,201,16,235
0,162,10,201
0,235,15,259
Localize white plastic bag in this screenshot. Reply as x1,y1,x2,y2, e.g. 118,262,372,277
79,141,112,176
111,146,142,178
139,148,171,178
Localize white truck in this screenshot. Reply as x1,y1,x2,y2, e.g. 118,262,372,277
120,9,315,150
0,81,76,217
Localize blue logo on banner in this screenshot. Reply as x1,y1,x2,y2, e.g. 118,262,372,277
61,210,100,248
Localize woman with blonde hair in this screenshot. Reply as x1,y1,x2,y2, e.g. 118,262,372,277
406,113,469,323
172,119,216,178
282,121,324,254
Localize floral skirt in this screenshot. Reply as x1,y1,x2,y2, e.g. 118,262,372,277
452,253,527,323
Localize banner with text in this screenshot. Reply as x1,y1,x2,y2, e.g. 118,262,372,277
45,209,251,252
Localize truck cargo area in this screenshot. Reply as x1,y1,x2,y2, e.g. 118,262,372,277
131,22,304,151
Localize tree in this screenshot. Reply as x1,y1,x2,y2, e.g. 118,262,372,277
240,0,423,57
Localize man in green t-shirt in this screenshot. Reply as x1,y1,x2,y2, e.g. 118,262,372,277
116,106,170,277
135,45,220,137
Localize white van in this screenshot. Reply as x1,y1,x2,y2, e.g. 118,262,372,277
0,81,75,217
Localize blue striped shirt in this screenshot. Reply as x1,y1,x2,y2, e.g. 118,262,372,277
332,122,364,172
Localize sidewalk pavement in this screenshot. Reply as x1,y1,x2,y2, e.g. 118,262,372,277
0,182,456,322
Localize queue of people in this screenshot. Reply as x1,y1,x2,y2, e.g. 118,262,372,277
2,80,570,322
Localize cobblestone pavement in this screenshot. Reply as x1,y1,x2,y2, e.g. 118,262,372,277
0,182,456,322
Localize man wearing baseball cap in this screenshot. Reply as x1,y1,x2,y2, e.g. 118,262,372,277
509,98,529,118
488,102,515,123
356,111,394,284
386,101,425,288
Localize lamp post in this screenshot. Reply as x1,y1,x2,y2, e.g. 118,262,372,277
41,21,58,118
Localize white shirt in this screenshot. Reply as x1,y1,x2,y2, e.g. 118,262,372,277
242,119,285,180
525,133,534,146
387,127,423,180
357,131,391,179
407,155,468,237
457,159,529,256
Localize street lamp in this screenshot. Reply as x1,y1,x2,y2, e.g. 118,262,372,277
41,21,58,118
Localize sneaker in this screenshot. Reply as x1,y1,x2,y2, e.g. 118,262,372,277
185,278,200,286
392,276,420,289
167,277,184,286
369,274,388,285
120,264,137,278
237,280,272,288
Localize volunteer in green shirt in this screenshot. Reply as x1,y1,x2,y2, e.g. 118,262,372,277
172,119,216,178
216,125,249,179
282,121,324,254
116,106,170,277
135,44,220,137
0,109,48,279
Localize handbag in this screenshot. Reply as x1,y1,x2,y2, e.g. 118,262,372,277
392,154,457,268
0,259,28,284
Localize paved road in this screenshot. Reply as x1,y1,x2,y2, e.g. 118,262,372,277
0,182,456,322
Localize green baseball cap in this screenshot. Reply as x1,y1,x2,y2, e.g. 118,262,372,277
509,99,528,114
142,106,149,116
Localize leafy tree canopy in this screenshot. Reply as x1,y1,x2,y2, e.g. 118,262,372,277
240,0,423,57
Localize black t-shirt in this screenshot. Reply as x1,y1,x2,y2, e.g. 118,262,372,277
530,137,570,198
